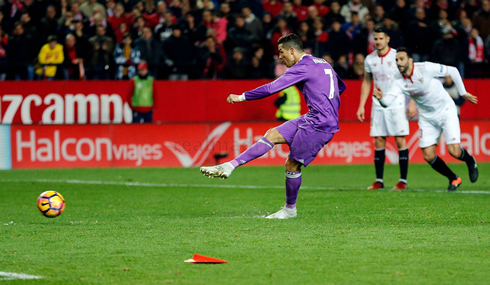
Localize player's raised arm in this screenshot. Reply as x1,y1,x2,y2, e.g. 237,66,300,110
424,62,476,102
357,71,373,122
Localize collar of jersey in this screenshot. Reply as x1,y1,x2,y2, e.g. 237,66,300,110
402,62,415,80
299,54,312,61
377,47,391,58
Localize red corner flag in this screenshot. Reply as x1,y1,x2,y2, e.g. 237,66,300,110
184,254,228,263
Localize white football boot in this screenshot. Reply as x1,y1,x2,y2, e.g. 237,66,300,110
265,207,297,219
200,162,235,179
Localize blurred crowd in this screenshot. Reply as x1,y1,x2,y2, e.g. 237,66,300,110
0,0,490,80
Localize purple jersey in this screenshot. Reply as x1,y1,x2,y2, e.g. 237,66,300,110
244,54,346,133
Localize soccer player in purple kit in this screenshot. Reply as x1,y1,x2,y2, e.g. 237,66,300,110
200,34,346,219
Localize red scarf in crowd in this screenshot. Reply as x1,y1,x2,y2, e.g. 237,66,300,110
468,36,484,63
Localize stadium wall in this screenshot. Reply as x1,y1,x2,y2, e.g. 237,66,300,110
0,80,489,124
0,121,488,169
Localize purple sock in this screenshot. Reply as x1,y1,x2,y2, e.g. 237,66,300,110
230,137,274,167
285,170,302,208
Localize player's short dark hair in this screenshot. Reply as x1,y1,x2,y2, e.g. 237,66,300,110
277,33,304,52
373,27,388,36
396,47,413,59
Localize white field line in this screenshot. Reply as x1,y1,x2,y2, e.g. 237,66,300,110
0,178,489,194
0,271,42,280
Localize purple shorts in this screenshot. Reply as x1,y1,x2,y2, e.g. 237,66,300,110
276,115,334,166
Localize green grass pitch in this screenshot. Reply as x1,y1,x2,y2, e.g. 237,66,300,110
1,163,489,284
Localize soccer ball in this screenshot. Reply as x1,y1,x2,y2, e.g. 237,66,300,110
37,191,65,218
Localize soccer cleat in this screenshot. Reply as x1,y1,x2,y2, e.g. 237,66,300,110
393,181,407,190
200,162,234,179
367,181,384,190
467,157,479,183
265,207,297,219
447,176,462,192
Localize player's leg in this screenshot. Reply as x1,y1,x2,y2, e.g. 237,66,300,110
394,136,409,190
419,117,461,191
265,158,302,219
443,111,479,183
266,127,334,219
200,117,301,179
422,145,461,191
369,109,388,189
368,136,387,189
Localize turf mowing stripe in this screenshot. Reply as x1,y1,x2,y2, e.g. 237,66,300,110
0,178,489,194
0,271,42,280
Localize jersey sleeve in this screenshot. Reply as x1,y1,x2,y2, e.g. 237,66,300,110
423,61,450,77
244,64,308,100
379,81,404,107
424,62,467,95
364,57,372,73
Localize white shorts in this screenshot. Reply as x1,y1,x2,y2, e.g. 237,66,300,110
370,108,410,137
418,105,461,148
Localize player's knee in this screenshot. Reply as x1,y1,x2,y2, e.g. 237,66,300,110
423,152,435,163
374,136,386,148
264,128,281,143
285,158,301,172
447,145,462,158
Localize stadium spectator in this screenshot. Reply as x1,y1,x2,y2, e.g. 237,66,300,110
222,47,249,79
154,11,174,42
333,54,349,79
7,22,34,80
80,0,106,19
353,18,375,55
227,15,254,55
326,20,351,61
163,24,191,80
143,1,159,29
219,2,234,29
108,3,129,33
305,5,319,28
292,0,308,22
132,16,147,40
311,17,328,58
88,25,114,79
88,13,114,39
114,33,141,80
348,53,365,79
381,14,404,49
71,1,86,22
262,12,274,38
466,27,484,78
323,0,345,27
249,55,268,79
128,61,157,123
310,0,329,18
105,0,116,18
271,17,293,55
262,0,283,18
278,1,298,32
242,6,263,44
297,21,313,52
63,34,86,79
156,1,168,23
472,0,490,41
372,4,385,24
340,0,369,24
114,21,129,43
342,12,362,40
432,28,462,72
390,0,410,34
0,25,6,80
193,36,223,79
169,0,183,19
180,11,207,46
484,35,490,77
39,6,58,45
134,26,163,78
405,7,433,62
35,35,64,80
430,9,451,38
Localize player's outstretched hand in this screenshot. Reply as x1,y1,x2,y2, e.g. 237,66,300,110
372,85,383,100
227,94,243,104
356,107,365,122
463,93,478,104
